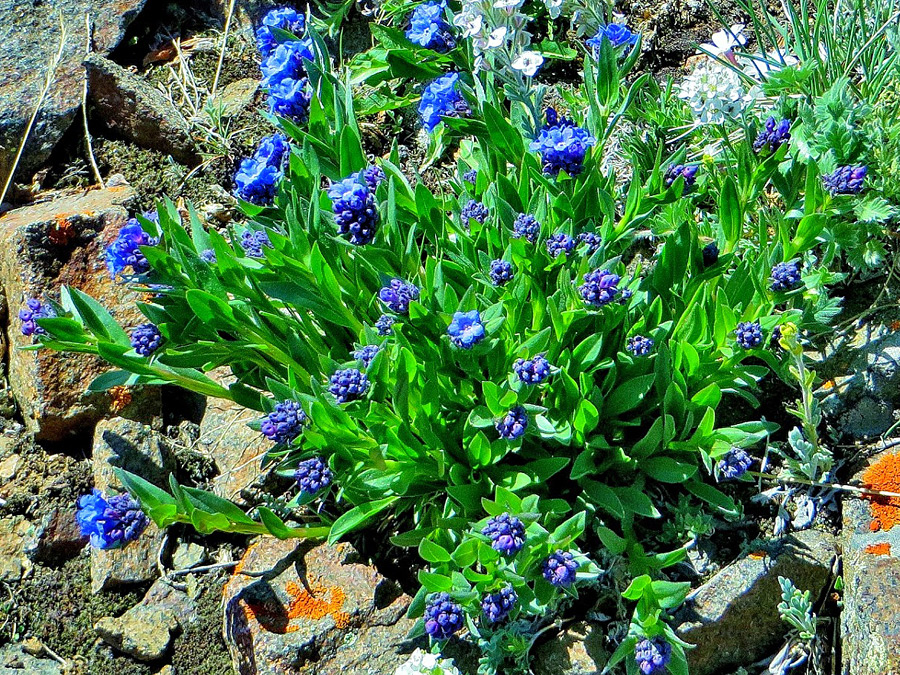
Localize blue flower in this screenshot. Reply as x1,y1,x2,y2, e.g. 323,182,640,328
529,116,596,176
542,550,579,587
294,457,333,495
448,310,485,349
635,637,672,675
514,354,551,385
771,261,801,292
380,279,420,314
489,260,513,286
664,164,699,191
735,320,762,349
406,1,456,52
546,232,575,258
329,368,369,403
587,24,639,51
419,73,469,132
240,229,273,258
496,406,528,440
512,213,540,243
753,117,791,154
268,77,312,121
234,158,282,204
76,489,149,550
718,446,753,480
260,400,307,444
424,592,463,640
375,314,396,336
463,169,478,185
481,513,526,555
482,586,517,623
353,344,381,368
543,108,575,129
461,199,489,227
579,269,621,307
702,241,719,268
577,232,602,253
823,165,867,195
260,39,315,87
362,165,386,191
130,323,162,357
328,173,379,245
105,221,158,278
19,298,55,337
256,7,306,57
254,133,289,168
627,335,654,356
199,248,217,263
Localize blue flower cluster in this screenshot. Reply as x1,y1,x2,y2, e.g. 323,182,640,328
754,117,791,154
635,637,672,675
577,231,603,253
702,241,719,268
241,229,273,258
823,165,867,195
256,7,306,58
734,320,763,349
463,169,478,185
77,489,149,550
405,1,456,52
496,405,528,440
19,298,55,337
261,400,307,444
482,586,517,623
579,269,621,307
512,213,540,242
448,310,485,349
627,335,654,356
530,113,596,176
718,446,753,479
424,592,463,640
542,549,579,587
130,323,162,357
771,261,801,292
375,314,396,336
268,77,313,120
461,199,489,227
258,12,314,122
234,134,289,204
514,354,551,385
489,259,513,286
380,279,420,314
362,165,386,191
105,220,158,278
546,233,575,258
586,24,639,50
419,73,469,132
294,457,333,495
329,368,369,403
353,344,381,367
482,513,526,555
200,248,217,264
328,172,379,245
664,164,699,190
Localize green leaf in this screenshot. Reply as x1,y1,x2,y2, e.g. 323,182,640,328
257,507,295,539
719,176,741,247
328,497,399,543
418,570,452,592
66,288,129,344
115,469,176,509
604,374,655,417
642,457,697,483
418,538,452,564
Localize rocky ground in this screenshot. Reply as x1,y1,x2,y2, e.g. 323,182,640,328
1,1,900,674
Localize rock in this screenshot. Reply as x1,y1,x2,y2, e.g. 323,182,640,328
172,541,207,570
85,54,198,164
0,642,61,675
0,0,148,185
0,516,32,582
674,529,836,675
215,78,259,118
90,416,174,592
532,622,608,675
0,184,163,440
841,450,900,674
95,605,179,661
23,507,87,563
222,539,416,675
0,454,20,484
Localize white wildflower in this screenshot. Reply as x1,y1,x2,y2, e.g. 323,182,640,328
543,0,564,19
700,23,747,56
493,0,525,9
511,50,544,76
453,11,483,39
739,48,799,80
487,26,508,47
677,60,758,123
394,649,462,675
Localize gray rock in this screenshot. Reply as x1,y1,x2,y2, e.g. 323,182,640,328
841,451,900,674
674,529,836,675
215,78,259,118
94,604,179,661
0,643,61,675
23,507,87,563
222,538,416,675
90,416,174,592
172,541,207,571
532,622,608,675
0,0,148,185
85,54,198,164
0,517,32,582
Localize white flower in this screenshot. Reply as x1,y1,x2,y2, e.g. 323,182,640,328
493,0,525,8
700,23,747,56
453,11,483,39
543,0,564,19
487,26,508,47
394,649,462,675
511,50,544,76
739,48,800,80
677,60,758,123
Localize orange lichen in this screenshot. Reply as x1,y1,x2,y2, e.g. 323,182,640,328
285,581,346,622
48,215,76,246
861,453,900,532
109,386,132,413
865,542,892,556
891,320,900,332
820,379,835,391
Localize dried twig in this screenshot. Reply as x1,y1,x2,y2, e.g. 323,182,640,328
82,13,104,188
211,0,237,98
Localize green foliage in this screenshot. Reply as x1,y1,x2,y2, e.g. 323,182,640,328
777,576,818,640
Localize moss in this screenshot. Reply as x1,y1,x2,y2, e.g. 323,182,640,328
171,575,233,674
